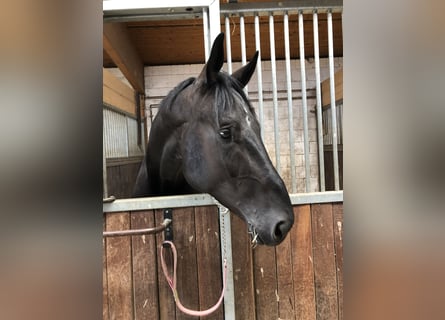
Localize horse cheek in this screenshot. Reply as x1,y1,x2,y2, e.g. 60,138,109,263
182,132,217,193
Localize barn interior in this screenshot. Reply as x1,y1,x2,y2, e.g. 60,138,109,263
103,2,343,319
103,0,343,198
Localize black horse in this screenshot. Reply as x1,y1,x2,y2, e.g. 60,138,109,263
134,33,293,246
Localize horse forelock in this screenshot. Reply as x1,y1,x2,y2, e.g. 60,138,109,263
159,72,256,129
214,73,256,123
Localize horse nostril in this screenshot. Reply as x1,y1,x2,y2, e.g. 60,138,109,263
273,221,287,242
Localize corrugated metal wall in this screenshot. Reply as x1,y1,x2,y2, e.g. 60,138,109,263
103,107,145,159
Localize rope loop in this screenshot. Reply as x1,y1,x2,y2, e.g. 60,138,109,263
160,240,227,317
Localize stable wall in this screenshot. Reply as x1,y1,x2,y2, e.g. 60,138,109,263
103,201,343,320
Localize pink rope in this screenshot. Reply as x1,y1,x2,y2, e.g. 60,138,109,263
160,240,227,317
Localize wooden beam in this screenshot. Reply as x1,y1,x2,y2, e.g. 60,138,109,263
103,68,136,117
103,22,145,94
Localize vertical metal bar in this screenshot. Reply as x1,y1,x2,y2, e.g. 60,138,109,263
141,120,146,153
254,13,265,139
240,15,247,66
313,10,326,191
339,104,343,144
328,10,340,190
240,14,248,94
110,111,115,157
135,93,142,147
224,15,233,75
110,111,114,157
114,112,118,156
105,110,110,157
207,0,221,43
299,11,311,192
205,5,234,318
103,109,108,158
124,115,129,157
269,13,281,174
284,11,296,193
218,204,235,320
202,8,210,60
125,115,130,157
103,130,108,199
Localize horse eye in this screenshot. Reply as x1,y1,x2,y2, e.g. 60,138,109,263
219,128,231,140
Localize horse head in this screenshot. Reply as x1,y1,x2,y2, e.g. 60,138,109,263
135,33,294,246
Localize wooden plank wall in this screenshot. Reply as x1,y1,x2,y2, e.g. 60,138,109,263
106,159,142,199
323,148,343,191
103,202,343,320
103,68,137,117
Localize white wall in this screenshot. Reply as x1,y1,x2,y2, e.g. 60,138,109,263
143,57,343,192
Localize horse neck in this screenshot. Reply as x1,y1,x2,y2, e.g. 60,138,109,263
147,115,190,194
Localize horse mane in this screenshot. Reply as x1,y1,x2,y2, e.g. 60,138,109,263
162,77,196,112
159,72,255,121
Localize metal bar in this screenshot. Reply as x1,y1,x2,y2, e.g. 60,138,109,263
225,15,233,75
206,7,233,319
114,112,120,157
103,192,344,213
104,0,218,11
103,219,171,237
140,120,146,154
103,0,217,22
240,15,247,67
104,13,204,23
103,136,108,198
269,13,281,174
219,1,343,15
116,112,121,157
125,114,130,157
104,194,217,212
289,190,343,204
125,115,131,157
327,10,340,190
103,196,116,203
284,11,296,193
254,13,265,139
240,14,247,94
135,93,142,147
106,110,112,158
299,11,311,192
104,109,110,158
163,209,174,243
103,110,107,155
207,8,233,319
207,0,221,43
103,0,343,22
103,0,342,17
338,103,343,144
203,7,210,61
122,113,129,158
218,204,235,319
313,10,326,191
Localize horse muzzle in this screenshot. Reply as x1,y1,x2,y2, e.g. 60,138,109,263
248,213,294,246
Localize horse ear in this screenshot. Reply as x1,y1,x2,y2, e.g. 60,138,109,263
231,51,259,88
198,33,225,85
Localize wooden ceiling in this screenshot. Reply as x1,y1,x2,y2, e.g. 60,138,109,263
103,10,342,68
